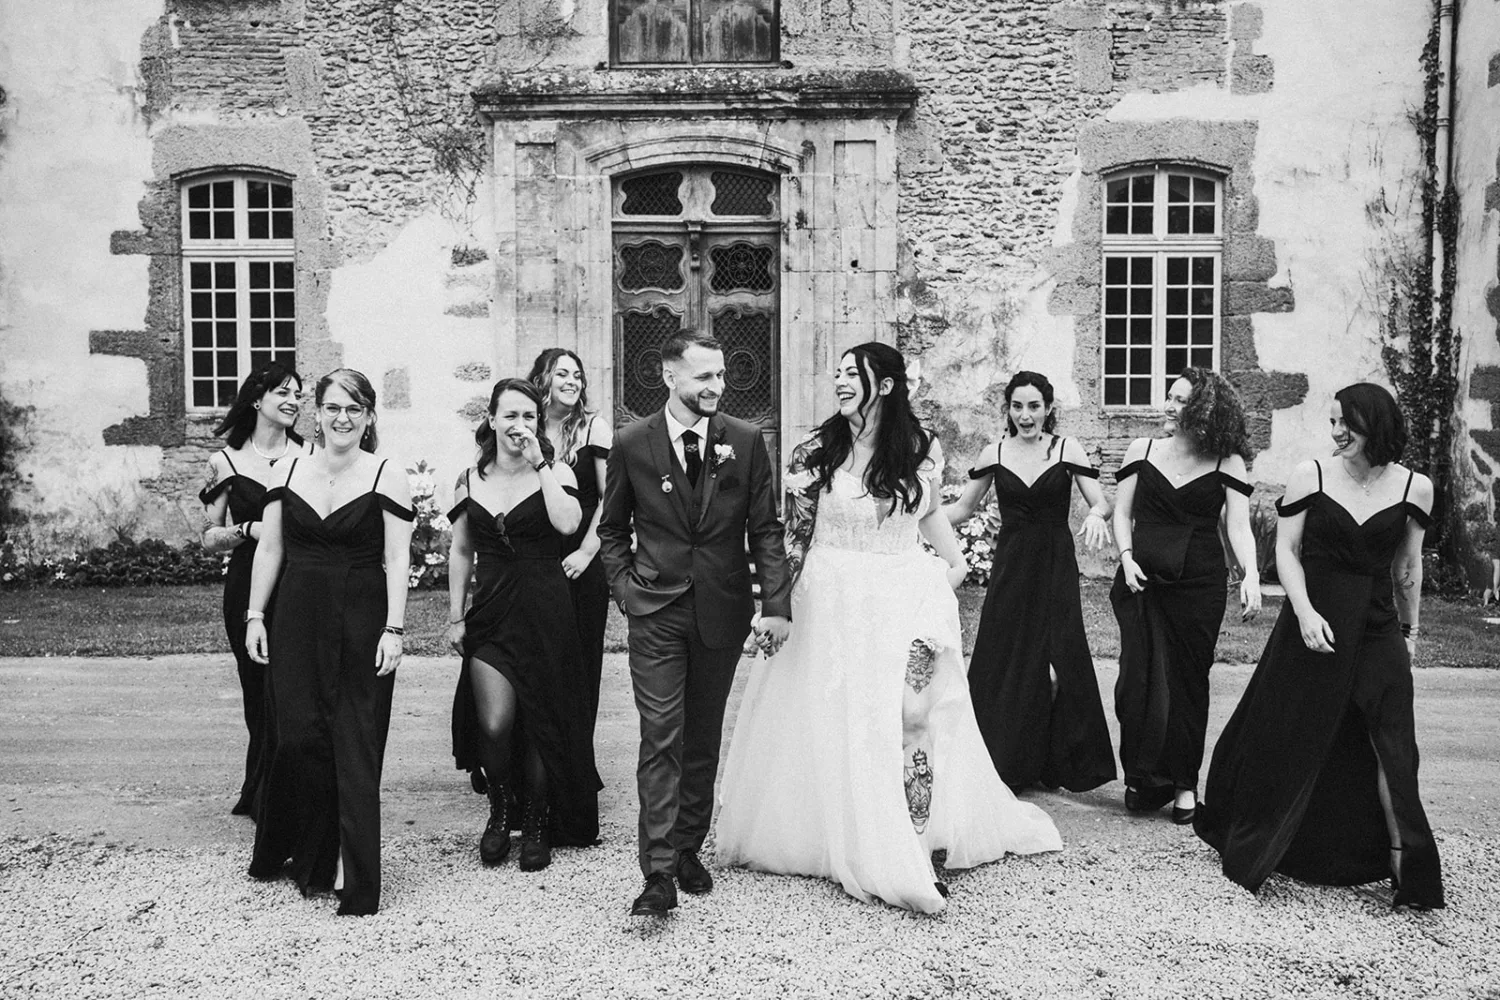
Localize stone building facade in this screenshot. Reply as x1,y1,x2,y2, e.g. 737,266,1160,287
1,0,1497,576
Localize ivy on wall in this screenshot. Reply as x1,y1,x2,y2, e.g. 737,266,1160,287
1381,1,1463,587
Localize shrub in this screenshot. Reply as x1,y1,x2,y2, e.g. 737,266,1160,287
941,484,1002,589
1,538,226,589
407,460,452,589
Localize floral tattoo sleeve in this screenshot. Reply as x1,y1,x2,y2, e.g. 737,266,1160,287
783,437,820,590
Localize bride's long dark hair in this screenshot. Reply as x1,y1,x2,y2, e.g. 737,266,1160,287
804,342,933,515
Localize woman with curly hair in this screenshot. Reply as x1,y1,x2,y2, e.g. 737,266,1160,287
1111,368,1261,825
446,378,601,872
1196,383,1443,909
946,371,1117,794
716,343,1060,913
527,348,613,733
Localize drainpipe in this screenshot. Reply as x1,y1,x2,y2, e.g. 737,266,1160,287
1431,0,1456,313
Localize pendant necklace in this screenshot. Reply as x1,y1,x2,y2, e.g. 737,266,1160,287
251,436,289,462
1345,460,1387,495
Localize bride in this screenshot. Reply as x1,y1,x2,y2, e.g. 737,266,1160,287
715,342,1061,913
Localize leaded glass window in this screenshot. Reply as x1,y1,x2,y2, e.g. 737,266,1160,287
182,174,296,409
1100,165,1223,408
612,0,778,66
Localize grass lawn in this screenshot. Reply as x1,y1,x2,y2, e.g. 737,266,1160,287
3,578,1498,667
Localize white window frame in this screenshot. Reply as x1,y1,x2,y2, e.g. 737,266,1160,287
1100,164,1224,411
181,173,296,411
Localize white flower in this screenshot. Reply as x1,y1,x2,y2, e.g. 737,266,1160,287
713,443,735,467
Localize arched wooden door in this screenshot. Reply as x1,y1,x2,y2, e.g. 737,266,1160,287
612,165,780,468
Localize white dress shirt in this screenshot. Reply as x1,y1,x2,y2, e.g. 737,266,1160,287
664,408,711,473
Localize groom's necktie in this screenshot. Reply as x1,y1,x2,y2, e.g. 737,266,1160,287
682,430,702,487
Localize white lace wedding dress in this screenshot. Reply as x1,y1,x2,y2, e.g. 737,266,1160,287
715,458,1062,913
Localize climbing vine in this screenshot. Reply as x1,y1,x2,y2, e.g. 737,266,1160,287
1380,2,1462,585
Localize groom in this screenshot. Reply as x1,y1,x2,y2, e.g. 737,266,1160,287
599,329,792,918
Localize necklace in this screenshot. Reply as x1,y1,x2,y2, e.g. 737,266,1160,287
323,459,357,489
251,436,289,461
1344,459,1387,495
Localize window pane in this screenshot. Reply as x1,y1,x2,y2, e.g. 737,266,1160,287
615,0,690,64
1105,380,1126,405
1166,347,1188,373
191,293,213,319
1130,206,1152,235
275,322,295,346
1166,257,1188,284
618,239,686,291
1167,206,1190,234
1130,348,1151,371
190,262,211,287
187,184,210,209
213,211,234,239
1191,256,1214,284
274,292,295,317
1191,347,1214,367
1104,317,1126,343
250,261,270,287
251,321,272,348
215,292,237,318
1104,349,1126,375
1130,175,1153,201
709,242,775,292
1105,206,1129,234
697,0,776,63
215,262,235,287
271,183,292,209
1191,318,1213,343
1105,288,1126,315
217,380,238,407
1191,287,1214,314
1130,288,1152,314
1193,177,1215,203
1165,317,1188,345
212,181,234,207
1166,288,1187,315
248,181,268,208
620,172,684,215
189,214,210,240
1193,205,1215,234
248,213,269,240
710,171,775,215
251,292,271,319
1130,318,1152,344
1106,179,1129,204
1129,380,1152,405
1167,174,1190,202
192,353,214,377
271,213,293,239
1130,258,1152,283
192,322,213,347
1105,257,1127,284
273,261,294,286
217,322,237,347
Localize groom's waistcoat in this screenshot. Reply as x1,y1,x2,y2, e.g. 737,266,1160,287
598,408,791,649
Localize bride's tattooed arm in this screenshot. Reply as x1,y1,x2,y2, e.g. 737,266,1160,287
782,438,820,591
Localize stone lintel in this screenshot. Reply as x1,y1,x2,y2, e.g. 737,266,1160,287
473,69,919,121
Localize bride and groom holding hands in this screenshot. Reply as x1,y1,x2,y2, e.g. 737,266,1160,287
599,330,1060,918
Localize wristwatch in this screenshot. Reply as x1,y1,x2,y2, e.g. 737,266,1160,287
533,458,551,472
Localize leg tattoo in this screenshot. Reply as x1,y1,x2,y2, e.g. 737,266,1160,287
904,748,933,833
906,639,937,693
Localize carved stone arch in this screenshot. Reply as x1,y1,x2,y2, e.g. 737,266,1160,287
583,131,808,177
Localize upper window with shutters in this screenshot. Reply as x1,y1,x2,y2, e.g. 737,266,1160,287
1099,165,1224,409
180,173,297,410
611,0,779,66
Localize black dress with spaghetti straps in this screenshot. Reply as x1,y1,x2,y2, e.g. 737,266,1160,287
965,439,1116,792
198,450,272,817
249,458,414,916
565,427,611,734
1111,441,1251,795
449,470,601,847
1196,463,1443,907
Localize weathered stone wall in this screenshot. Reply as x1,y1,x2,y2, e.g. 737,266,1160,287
1455,0,1500,558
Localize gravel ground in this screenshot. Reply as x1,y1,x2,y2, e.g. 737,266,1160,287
1,654,1498,999
3,827,1497,999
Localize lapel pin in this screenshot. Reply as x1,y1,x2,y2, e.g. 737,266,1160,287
661,475,673,494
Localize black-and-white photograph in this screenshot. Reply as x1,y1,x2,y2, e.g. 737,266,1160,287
1,1,1497,996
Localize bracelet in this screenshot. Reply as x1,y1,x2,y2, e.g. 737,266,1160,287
1400,622,1420,638
1119,547,1133,558
382,625,405,636
244,610,265,622
533,458,551,472
449,617,466,625
235,522,247,540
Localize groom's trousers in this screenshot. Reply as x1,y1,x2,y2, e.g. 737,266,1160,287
627,594,744,877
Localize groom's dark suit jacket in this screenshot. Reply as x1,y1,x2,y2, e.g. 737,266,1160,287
599,408,792,649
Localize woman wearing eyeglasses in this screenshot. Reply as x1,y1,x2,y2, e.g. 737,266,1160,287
447,378,602,872
243,368,414,916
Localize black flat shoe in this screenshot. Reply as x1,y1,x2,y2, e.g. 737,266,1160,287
677,850,713,895
630,872,678,917
1124,785,1174,813
1171,790,1197,825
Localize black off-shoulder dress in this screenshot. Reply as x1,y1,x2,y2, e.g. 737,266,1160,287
1111,442,1252,796
449,471,601,847
1196,464,1443,908
565,431,611,733
249,458,413,917
966,441,1116,792
198,450,272,817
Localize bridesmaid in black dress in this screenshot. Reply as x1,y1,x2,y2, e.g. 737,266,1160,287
244,368,414,916
528,348,613,733
1112,368,1261,823
945,371,1116,793
447,378,601,871
1197,383,1443,909
197,361,304,816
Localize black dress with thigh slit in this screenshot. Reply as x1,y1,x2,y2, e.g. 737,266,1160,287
1111,444,1250,796
449,472,601,847
1196,464,1443,907
965,443,1117,792
199,450,272,817
249,458,413,916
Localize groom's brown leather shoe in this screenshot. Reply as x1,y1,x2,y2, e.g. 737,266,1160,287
630,872,678,917
677,850,713,895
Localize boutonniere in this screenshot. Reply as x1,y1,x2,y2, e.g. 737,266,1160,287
712,443,735,469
